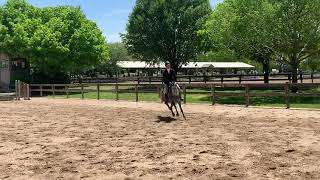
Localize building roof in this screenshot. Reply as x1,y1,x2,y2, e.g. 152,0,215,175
117,61,163,69
117,61,255,69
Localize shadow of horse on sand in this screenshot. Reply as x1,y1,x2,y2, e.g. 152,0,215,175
156,116,177,123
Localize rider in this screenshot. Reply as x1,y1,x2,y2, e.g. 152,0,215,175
162,62,177,98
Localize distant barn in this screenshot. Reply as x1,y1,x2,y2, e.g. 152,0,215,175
117,61,255,76
0,53,10,92
0,53,30,92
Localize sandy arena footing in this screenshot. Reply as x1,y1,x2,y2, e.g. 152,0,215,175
0,98,319,179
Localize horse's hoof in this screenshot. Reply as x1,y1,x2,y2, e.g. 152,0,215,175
176,114,180,117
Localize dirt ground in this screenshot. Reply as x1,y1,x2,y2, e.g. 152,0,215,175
0,98,319,180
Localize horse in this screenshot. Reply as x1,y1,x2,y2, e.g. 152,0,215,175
161,82,186,120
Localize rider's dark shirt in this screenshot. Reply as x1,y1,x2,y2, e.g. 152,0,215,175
162,69,177,85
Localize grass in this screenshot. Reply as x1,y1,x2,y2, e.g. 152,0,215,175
45,85,320,109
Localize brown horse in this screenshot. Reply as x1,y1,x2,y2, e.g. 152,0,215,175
161,83,186,120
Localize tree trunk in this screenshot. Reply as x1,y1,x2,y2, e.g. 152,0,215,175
77,75,83,84
290,62,299,93
169,60,180,72
291,63,298,84
263,63,270,84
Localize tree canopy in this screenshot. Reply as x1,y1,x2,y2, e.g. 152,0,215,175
122,0,211,70
108,42,135,62
0,0,108,82
273,0,320,82
302,55,320,73
200,0,320,83
94,43,135,77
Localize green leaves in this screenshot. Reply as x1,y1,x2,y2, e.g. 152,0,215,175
123,0,211,69
0,0,109,80
200,0,320,82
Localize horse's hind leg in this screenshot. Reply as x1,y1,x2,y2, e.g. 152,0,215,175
178,102,186,120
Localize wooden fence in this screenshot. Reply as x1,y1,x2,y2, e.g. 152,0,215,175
15,80,30,100
72,73,320,84
29,82,320,109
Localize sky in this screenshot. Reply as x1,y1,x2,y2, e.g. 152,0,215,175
0,0,223,42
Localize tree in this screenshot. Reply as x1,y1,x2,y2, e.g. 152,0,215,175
122,0,212,70
199,0,277,83
196,50,238,62
200,0,320,83
273,0,320,83
93,43,136,77
108,42,135,62
0,0,108,83
0,0,35,58
302,55,320,73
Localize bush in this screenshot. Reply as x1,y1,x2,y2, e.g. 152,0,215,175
31,71,70,84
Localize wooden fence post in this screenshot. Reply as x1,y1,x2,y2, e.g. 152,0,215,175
239,76,242,84
52,84,55,98
116,83,119,101
26,84,30,100
221,77,224,84
189,77,191,84
311,73,314,83
14,80,17,99
23,82,26,99
18,80,21,100
157,85,161,98
97,84,100,100
245,84,250,107
211,84,216,105
23,83,27,100
66,84,69,99
183,85,187,104
81,84,84,100
40,85,43,97
288,74,292,83
285,82,290,109
15,80,19,100
135,84,139,102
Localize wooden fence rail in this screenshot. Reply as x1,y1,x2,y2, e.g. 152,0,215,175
72,73,320,84
29,82,320,109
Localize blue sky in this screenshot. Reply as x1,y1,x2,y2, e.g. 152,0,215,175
0,0,223,42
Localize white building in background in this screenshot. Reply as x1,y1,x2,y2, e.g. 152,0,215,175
117,61,254,69
117,61,255,76
0,53,10,92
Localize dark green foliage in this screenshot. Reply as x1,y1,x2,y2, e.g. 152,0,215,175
200,0,320,83
123,0,212,70
0,0,109,83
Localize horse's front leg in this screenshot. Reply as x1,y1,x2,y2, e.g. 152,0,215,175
172,103,179,117
165,102,175,116
178,102,186,120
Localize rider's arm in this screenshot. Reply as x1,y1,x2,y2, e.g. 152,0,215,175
173,70,177,82
162,70,166,84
